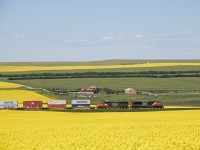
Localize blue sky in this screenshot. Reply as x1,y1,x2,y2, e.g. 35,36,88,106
0,0,200,62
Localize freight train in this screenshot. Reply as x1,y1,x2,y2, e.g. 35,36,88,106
0,100,164,110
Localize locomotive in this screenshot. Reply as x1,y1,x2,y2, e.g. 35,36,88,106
96,101,164,109
97,101,129,109
130,101,164,109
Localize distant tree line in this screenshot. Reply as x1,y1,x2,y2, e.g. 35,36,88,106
46,87,200,95
47,87,124,95
1,71,200,80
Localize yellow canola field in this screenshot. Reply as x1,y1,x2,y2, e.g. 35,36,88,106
0,63,200,72
0,81,22,89
0,90,51,103
0,110,200,150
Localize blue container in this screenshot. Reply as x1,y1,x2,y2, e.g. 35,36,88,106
71,100,90,108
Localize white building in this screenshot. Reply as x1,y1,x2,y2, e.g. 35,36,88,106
125,88,137,94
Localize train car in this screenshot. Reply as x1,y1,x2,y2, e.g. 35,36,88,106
71,100,90,109
23,101,43,109
97,101,129,109
48,100,66,109
131,101,164,109
0,100,18,109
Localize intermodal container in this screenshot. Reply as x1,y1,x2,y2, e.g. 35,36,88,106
71,100,90,108
0,101,4,109
47,100,66,109
0,100,18,109
108,102,128,108
23,101,43,109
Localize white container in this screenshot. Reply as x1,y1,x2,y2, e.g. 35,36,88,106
47,100,66,105
0,100,18,109
0,101,4,109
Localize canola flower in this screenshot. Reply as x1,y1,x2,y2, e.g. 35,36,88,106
0,81,52,107
0,63,200,72
0,90,51,104
0,81,22,89
0,110,200,150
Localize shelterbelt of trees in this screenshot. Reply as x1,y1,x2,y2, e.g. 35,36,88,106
1,71,200,80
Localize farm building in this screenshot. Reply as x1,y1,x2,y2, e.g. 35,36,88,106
80,86,99,94
125,88,137,94
77,92,94,97
77,86,99,97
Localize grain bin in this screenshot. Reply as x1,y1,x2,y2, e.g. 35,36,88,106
47,100,66,109
23,101,43,109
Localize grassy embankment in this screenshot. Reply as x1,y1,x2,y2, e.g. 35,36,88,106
3,77,199,106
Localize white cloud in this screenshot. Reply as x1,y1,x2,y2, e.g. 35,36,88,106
102,36,123,41
102,34,148,42
77,39,87,42
102,36,114,41
64,38,87,43
13,33,31,39
64,39,75,42
135,34,144,39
